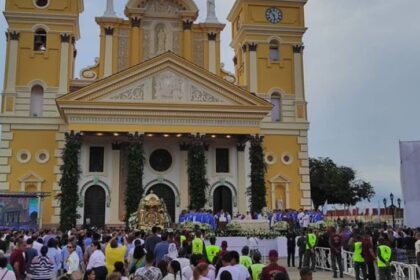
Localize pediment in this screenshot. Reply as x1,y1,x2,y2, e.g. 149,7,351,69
98,69,233,105
18,172,45,183
269,173,291,184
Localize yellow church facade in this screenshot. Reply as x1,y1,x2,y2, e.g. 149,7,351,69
0,0,310,227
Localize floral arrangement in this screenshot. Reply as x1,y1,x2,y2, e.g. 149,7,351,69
179,221,211,232
214,221,289,239
308,221,327,230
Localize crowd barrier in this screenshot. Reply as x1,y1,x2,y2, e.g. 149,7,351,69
315,247,420,280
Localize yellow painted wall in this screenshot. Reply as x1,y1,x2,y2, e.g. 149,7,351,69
9,130,58,225
264,135,302,210
5,0,82,14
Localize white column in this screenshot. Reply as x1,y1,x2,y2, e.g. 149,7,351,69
5,31,19,93
293,45,304,100
104,27,114,77
285,183,290,209
237,143,246,214
58,34,70,95
179,144,189,212
110,148,121,224
208,33,217,74
249,43,258,93
271,183,276,209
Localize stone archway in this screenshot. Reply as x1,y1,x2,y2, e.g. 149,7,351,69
84,185,106,228
213,186,233,215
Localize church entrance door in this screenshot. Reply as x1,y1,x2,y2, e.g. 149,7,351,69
147,184,175,223
213,186,233,215
84,185,105,228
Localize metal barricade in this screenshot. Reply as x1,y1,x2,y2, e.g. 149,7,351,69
390,261,417,280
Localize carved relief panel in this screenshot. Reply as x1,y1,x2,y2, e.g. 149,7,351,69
118,28,129,72
102,70,231,105
143,20,182,60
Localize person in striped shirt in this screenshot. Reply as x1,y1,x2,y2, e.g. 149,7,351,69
28,246,54,280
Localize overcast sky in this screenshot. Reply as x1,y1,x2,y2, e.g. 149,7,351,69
1,0,419,205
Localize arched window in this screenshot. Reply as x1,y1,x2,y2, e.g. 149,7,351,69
30,85,43,117
34,29,47,51
271,92,281,122
269,40,280,62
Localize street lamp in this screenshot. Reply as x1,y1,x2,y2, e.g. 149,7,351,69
390,193,395,229
397,198,402,220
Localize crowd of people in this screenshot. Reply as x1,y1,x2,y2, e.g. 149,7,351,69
0,223,419,280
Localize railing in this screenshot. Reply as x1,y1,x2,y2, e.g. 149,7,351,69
314,247,419,280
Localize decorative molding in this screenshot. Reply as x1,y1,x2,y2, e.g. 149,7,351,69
208,32,217,41
241,44,247,53
104,27,114,36
183,20,193,31
79,179,112,208
35,149,50,164
8,31,20,41
16,149,31,164
60,33,71,43
236,143,246,152
293,44,305,53
130,17,141,28
248,43,258,52
80,57,99,81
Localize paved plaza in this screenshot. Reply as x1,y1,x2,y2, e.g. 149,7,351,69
278,259,354,280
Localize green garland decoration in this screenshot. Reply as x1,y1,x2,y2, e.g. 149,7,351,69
248,135,267,213
125,133,145,226
188,137,209,210
58,131,82,231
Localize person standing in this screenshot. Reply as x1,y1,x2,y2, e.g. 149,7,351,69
135,252,163,280
66,241,80,278
303,229,317,272
24,238,38,275
145,227,162,254
248,252,264,280
260,250,289,280
0,253,16,280
297,233,306,269
362,231,376,280
286,230,296,267
377,237,392,280
154,233,170,265
415,232,420,266
352,235,367,280
86,241,107,280
105,235,127,275
329,228,343,278
9,238,26,280
206,237,220,264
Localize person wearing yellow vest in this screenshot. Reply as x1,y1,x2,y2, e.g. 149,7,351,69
192,231,207,259
239,246,252,269
303,229,317,271
352,235,367,280
249,251,264,280
377,237,392,280
206,236,221,264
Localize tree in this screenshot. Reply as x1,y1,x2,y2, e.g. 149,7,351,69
188,138,209,210
58,131,81,231
125,133,144,226
247,135,267,213
309,157,375,210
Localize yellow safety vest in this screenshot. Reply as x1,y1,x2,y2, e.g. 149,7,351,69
377,245,392,268
180,235,186,246
352,242,365,263
192,237,204,254
250,263,264,280
306,233,317,250
239,255,253,269
206,245,221,263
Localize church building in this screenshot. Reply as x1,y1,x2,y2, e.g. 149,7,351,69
0,0,310,227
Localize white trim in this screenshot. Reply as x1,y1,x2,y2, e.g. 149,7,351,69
104,34,113,77
208,181,238,211
16,149,31,164
78,180,111,225
281,152,293,165
58,39,70,94
27,80,48,90
35,149,50,164
5,39,18,93
208,40,216,74
264,152,277,165
249,48,258,93
33,0,51,9
31,23,50,32
145,147,175,175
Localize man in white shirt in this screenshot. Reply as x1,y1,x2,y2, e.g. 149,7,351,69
297,209,305,228
216,253,238,280
302,211,310,229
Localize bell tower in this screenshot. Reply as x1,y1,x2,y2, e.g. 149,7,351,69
228,0,311,209
0,0,84,224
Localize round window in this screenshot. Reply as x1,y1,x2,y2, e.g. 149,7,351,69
264,152,276,165
34,0,49,8
17,150,31,164
281,153,293,165
149,149,172,172
36,150,50,164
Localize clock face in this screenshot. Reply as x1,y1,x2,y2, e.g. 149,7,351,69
266,7,283,24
